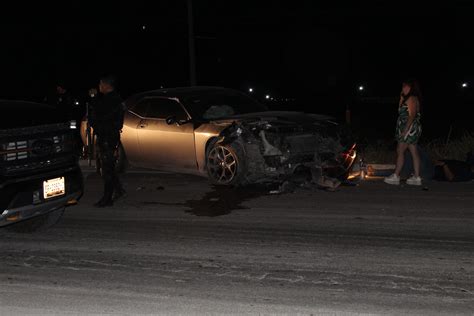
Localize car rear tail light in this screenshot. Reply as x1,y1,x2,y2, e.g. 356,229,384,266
341,143,357,165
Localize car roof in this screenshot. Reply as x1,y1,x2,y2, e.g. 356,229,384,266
125,86,243,106
136,86,235,97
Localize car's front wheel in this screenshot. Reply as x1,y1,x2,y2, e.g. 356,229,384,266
206,142,247,186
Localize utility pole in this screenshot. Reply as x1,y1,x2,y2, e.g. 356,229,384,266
187,0,197,86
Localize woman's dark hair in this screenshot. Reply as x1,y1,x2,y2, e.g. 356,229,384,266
402,78,422,112
402,79,422,102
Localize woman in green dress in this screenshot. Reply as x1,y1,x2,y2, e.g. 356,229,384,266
385,79,423,186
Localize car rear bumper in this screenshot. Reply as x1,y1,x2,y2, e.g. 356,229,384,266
0,166,83,227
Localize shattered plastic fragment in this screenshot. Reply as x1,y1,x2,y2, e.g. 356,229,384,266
259,130,283,156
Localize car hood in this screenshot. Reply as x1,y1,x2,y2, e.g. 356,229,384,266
210,111,336,126
209,110,353,149
0,101,69,130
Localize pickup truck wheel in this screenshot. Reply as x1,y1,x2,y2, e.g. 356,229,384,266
6,207,65,233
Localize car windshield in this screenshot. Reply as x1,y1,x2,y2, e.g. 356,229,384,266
182,91,268,120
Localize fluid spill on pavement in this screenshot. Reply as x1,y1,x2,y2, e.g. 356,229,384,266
138,184,276,216
184,184,276,217
138,174,357,216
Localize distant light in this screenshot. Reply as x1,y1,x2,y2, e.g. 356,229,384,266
70,120,77,130
359,86,364,91
74,101,79,105
265,95,270,99
142,25,146,30
462,82,468,88
249,88,253,93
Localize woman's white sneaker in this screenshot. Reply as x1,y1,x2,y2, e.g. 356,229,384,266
406,176,422,186
384,174,400,185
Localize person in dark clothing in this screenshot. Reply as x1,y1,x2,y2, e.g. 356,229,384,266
433,151,474,182
45,82,84,156
403,147,474,182
45,83,75,119
89,75,126,207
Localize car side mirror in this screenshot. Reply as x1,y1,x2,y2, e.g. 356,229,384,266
166,116,177,125
166,116,192,126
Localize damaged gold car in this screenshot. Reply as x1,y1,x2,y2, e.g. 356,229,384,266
81,87,356,186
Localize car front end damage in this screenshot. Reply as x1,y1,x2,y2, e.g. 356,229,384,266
217,117,357,184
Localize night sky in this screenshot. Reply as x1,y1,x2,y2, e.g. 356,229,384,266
1,1,473,138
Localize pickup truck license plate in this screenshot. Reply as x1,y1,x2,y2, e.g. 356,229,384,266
43,177,65,199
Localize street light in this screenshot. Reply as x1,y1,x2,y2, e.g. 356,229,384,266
358,86,364,91
265,95,270,99
462,82,468,88
249,88,253,93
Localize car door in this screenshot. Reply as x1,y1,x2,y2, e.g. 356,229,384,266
136,97,197,172
125,98,151,167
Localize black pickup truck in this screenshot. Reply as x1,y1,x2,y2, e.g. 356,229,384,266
0,100,83,231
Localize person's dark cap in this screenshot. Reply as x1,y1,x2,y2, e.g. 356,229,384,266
56,81,67,89
100,74,118,89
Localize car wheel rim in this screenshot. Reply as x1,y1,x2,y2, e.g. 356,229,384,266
208,146,237,184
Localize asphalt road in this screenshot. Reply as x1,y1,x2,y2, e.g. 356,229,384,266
1,168,473,315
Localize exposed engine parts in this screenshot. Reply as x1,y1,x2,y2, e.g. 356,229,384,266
218,119,356,184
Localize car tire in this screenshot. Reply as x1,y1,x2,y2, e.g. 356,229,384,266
206,141,248,186
6,207,65,233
